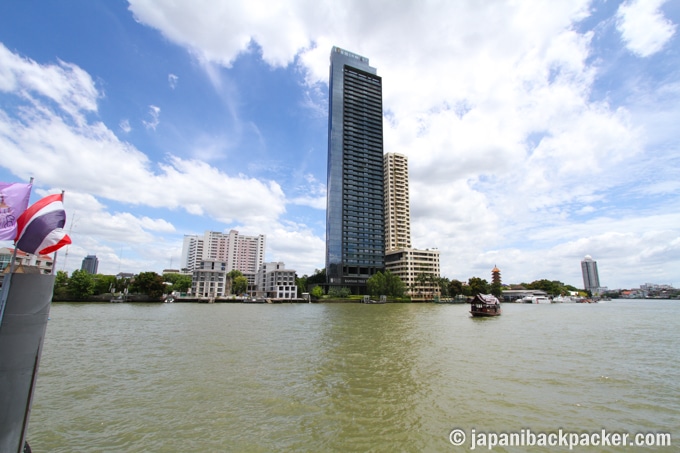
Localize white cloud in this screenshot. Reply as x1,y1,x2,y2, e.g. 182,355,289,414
119,119,131,133
143,104,161,130
122,0,680,287
616,0,676,57
168,73,179,89
0,42,98,125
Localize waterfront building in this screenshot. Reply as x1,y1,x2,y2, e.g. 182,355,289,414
256,262,298,299
191,259,228,298
326,46,385,294
384,153,411,251
581,255,601,295
385,248,440,300
382,152,440,300
81,254,99,274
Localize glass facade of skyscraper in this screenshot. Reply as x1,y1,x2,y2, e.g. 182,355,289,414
326,47,385,293
581,255,601,294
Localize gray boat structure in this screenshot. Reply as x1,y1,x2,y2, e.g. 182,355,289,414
0,272,56,453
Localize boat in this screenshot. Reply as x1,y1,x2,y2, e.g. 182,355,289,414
517,295,550,304
469,293,501,317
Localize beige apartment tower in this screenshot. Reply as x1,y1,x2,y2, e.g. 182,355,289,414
384,153,412,251
383,153,440,300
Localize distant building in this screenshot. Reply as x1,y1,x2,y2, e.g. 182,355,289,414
581,255,601,295
81,255,99,274
256,262,298,299
492,266,501,286
181,230,266,275
326,46,385,294
0,247,54,287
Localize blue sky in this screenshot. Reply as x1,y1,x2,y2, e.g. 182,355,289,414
1,0,678,289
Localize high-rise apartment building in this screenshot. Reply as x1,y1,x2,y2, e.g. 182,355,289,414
326,46,385,293
581,255,601,295
180,234,204,272
384,153,411,251
181,230,265,275
382,152,440,300
81,254,99,274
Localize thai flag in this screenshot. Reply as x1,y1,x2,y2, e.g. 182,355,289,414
15,193,72,255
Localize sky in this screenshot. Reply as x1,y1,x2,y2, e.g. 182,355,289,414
0,0,678,290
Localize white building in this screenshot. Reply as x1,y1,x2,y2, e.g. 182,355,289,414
255,262,297,299
191,259,228,298
180,234,204,272
0,247,54,275
385,248,441,300
182,230,265,275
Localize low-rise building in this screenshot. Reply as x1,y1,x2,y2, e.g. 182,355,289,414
256,262,297,299
191,259,228,298
385,248,440,300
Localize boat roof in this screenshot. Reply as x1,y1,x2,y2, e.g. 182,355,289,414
472,293,500,304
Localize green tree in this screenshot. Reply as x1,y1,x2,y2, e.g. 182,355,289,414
93,274,117,295
306,268,326,285
233,275,248,295
69,269,95,300
367,271,404,297
490,282,503,298
367,271,387,296
328,286,351,298
53,270,70,299
468,277,489,296
310,285,324,299
227,269,243,294
163,273,192,293
448,279,464,298
295,274,307,297
131,271,165,300
438,277,450,297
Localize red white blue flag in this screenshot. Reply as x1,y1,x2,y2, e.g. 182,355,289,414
0,182,32,240
15,193,72,255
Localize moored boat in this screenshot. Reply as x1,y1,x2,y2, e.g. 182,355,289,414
517,295,550,304
469,293,501,317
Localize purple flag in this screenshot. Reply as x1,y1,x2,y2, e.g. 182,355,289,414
0,182,33,240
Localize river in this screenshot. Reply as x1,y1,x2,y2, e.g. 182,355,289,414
27,300,679,452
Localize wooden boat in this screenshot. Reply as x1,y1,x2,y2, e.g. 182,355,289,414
469,293,501,317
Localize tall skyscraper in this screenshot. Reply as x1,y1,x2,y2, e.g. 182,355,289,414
581,255,601,294
326,46,385,293
81,254,99,274
384,153,411,251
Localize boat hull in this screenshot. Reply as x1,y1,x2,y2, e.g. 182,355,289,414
0,273,55,453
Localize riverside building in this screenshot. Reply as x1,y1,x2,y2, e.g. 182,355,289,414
383,153,440,300
325,46,385,294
